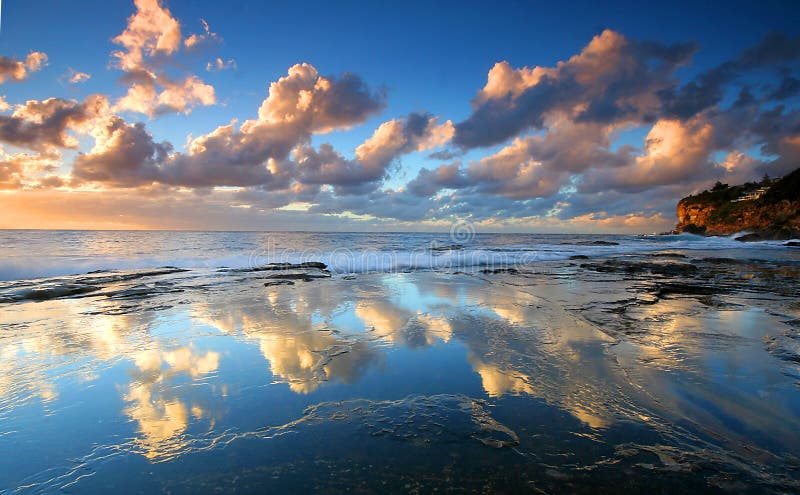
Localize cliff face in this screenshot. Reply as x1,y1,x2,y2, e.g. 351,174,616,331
676,199,800,236
675,167,800,238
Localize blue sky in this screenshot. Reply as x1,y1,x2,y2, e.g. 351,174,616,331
0,0,798,231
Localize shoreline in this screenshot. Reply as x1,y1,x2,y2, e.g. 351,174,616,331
1,231,799,284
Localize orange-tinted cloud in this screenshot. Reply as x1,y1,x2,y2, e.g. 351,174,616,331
454,30,696,148
114,74,215,116
62,68,91,84
111,0,216,116
0,11,799,231
0,95,108,151
112,0,181,72
184,19,221,50
0,148,61,189
0,52,48,83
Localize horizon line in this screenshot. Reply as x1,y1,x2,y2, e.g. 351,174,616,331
0,227,655,235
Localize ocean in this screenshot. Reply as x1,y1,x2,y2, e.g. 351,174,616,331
0,229,794,281
1,230,799,493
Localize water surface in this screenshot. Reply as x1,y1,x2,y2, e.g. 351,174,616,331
1,232,799,493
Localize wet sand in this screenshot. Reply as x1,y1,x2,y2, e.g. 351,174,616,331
1,249,799,493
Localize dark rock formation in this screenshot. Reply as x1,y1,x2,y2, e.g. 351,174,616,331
580,260,698,277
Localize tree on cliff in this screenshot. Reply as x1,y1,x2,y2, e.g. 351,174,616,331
762,167,800,203
711,181,728,192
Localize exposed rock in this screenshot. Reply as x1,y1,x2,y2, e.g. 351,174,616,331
786,241,800,247
648,253,688,259
569,255,590,260
264,280,296,286
0,283,101,303
0,267,190,303
654,283,721,298
765,333,800,365
105,284,184,299
262,270,332,281
480,267,519,274
680,223,707,234
735,233,764,242
578,240,619,246
226,262,328,272
564,240,619,246
429,243,465,252
580,260,698,277
734,230,798,241
698,257,744,267
75,267,188,285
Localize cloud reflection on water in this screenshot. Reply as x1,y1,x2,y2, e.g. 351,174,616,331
0,264,798,486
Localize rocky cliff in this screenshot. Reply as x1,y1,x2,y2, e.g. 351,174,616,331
675,167,800,239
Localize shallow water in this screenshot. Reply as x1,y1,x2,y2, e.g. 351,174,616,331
1,234,799,493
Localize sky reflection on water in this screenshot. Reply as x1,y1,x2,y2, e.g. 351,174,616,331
1,260,799,493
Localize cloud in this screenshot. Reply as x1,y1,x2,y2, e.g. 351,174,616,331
0,148,61,189
162,119,294,188
307,187,440,221
427,149,461,161
453,30,696,148
768,68,800,100
161,64,385,188
257,63,386,133
111,0,217,116
0,95,108,151
578,116,717,193
658,32,800,119
23,52,48,72
206,58,237,72
396,29,800,229
69,64,387,190
72,115,172,187
61,68,91,84
406,162,469,197
112,0,181,72
561,211,672,232
355,113,453,168
287,112,453,195
412,116,630,200
114,74,215,116
0,52,48,84
185,19,221,50
3,20,799,232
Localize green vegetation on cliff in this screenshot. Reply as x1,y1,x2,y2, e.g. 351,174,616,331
763,167,800,204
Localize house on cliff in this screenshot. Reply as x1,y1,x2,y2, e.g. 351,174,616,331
732,186,770,202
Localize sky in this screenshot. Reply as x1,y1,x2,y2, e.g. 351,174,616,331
0,0,798,232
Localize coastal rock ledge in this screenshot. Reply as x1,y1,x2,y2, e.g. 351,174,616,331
676,167,800,240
